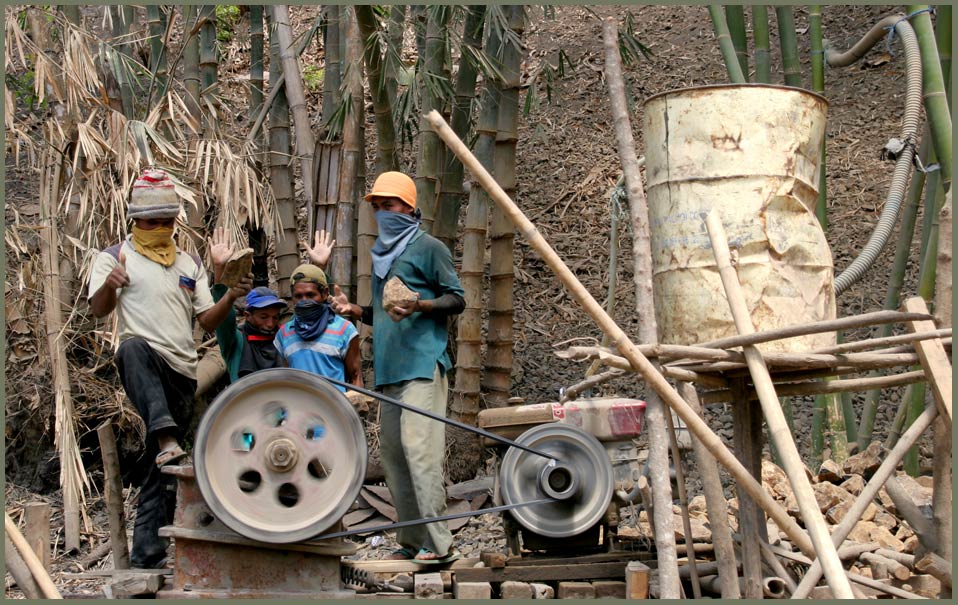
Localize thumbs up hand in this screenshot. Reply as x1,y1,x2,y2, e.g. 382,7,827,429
106,250,131,289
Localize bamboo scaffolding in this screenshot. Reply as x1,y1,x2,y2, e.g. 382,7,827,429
426,109,820,561
705,210,853,598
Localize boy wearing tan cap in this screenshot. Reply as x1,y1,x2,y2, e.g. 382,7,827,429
332,171,465,563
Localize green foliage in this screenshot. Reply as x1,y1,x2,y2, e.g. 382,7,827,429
303,65,324,91
216,5,240,42
5,71,40,110
619,12,653,66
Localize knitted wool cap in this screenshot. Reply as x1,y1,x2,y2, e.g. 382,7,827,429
129,168,181,219
290,264,328,288
364,171,417,209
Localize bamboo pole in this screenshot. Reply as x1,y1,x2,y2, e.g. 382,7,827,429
791,402,937,597
814,327,951,355
751,5,770,83
426,109,820,559
903,297,953,421
355,5,399,173
724,5,748,78
775,6,802,86
708,5,746,83
415,5,452,230
705,210,853,598
601,18,679,597
679,381,739,598
320,5,342,139
664,408,701,598
5,534,42,598
699,370,927,405
384,5,406,107
97,421,130,569
248,6,265,125
271,5,316,207
5,513,62,599
758,539,798,593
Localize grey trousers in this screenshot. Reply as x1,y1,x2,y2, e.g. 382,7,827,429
380,365,453,557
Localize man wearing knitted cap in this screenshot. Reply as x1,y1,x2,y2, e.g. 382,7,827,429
87,168,251,569
331,171,465,563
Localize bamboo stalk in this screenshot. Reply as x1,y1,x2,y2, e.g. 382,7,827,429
5,513,62,598
427,108,819,559
705,210,853,598
96,421,129,569
814,327,951,355
321,5,342,139
5,534,42,598
198,6,217,93
434,5,487,251
601,17,679,597
384,5,406,107
484,5,524,407
665,402,701,598
751,5,770,83
271,5,316,208
560,369,624,403
775,6,802,86
146,5,169,100
757,539,798,593
699,370,927,405
355,5,399,173
791,402,937,597
708,5,746,83
415,5,452,230
249,6,264,125
183,5,201,119
724,5,749,79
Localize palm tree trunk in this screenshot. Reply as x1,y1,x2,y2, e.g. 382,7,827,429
267,13,299,298
751,5,770,83
385,5,407,107
776,6,802,87
434,6,487,251
484,6,524,408
724,5,749,79
708,5,746,83
271,5,317,208
448,16,503,481
330,9,364,301
355,5,399,173
416,6,452,231
321,5,342,139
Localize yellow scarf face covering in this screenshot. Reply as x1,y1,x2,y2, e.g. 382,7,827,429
131,225,177,267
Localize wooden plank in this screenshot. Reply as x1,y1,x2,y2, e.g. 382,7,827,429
731,379,766,599
23,502,50,571
903,297,953,423
97,421,129,569
454,561,629,583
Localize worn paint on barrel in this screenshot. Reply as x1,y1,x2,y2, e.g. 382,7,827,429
643,84,836,353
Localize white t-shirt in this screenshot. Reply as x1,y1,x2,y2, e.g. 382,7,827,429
87,237,215,379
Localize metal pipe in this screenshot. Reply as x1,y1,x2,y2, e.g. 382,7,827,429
829,14,924,294
318,375,559,461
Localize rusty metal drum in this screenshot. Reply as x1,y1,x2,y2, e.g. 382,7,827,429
642,84,836,352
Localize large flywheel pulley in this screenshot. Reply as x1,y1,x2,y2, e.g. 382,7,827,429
499,424,614,538
194,368,367,543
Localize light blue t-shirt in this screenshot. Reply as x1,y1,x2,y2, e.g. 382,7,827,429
273,315,358,391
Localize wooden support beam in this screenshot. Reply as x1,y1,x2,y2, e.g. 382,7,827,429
5,534,43,598
731,379,765,599
23,502,50,571
903,297,953,422
97,421,130,569
705,210,854,598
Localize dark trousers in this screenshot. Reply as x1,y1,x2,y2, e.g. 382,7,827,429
115,338,195,568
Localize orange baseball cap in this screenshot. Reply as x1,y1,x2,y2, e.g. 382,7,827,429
364,171,417,209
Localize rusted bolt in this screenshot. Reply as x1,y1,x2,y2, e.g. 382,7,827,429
264,438,299,472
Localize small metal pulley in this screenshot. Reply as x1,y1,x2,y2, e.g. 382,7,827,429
194,368,367,543
498,424,614,538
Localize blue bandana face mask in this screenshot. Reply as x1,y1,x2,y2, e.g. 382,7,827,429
292,299,332,341
371,210,422,279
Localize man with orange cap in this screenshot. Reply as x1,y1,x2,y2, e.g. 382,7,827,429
88,167,251,568
332,171,464,563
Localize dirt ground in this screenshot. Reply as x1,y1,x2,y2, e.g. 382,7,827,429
4,4,940,598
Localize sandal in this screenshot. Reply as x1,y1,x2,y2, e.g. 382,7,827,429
383,547,416,561
414,548,461,564
155,444,188,468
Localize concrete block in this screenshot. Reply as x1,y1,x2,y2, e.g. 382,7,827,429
531,583,554,599
454,581,491,600
501,581,534,599
414,572,444,599
557,581,594,599
592,580,626,599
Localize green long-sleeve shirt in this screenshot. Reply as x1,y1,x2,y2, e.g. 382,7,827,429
212,283,244,383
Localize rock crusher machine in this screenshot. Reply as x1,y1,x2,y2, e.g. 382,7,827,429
156,368,647,598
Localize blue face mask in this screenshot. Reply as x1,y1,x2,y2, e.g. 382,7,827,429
371,210,422,279
292,299,332,341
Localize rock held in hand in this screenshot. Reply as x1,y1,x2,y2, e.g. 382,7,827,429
382,276,419,312
220,248,254,288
